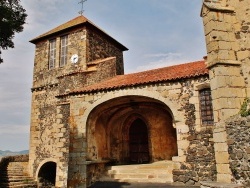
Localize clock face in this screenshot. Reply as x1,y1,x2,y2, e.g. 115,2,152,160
71,54,78,63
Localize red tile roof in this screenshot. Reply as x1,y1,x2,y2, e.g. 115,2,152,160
71,60,208,95
30,16,128,51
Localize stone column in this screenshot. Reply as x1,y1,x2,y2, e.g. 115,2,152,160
201,1,246,183
67,97,88,188
55,104,70,187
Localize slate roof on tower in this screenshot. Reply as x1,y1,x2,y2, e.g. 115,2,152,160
70,60,208,95
30,15,128,51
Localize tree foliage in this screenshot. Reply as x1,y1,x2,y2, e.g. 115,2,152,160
0,0,27,63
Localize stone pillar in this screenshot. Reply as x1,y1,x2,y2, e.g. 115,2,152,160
201,1,246,183
67,98,88,188
55,104,70,187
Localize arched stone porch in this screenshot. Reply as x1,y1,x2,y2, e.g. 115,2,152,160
86,95,178,164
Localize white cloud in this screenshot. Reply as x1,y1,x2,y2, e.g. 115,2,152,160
128,52,191,73
0,124,29,135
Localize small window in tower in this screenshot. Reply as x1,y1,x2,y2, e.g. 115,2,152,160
199,88,214,125
49,39,56,69
60,35,68,67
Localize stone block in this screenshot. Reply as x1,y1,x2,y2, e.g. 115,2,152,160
172,156,186,162
237,50,249,61
212,98,242,111
218,41,232,50
212,87,242,99
178,149,184,156
213,131,227,143
220,108,240,120
57,133,64,137
228,76,245,87
217,164,231,174
207,41,219,53
214,143,228,152
217,174,232,183
177,140,190,150
218,50,231,60
215,152,229,164
231,41,240,51
57,142,65,148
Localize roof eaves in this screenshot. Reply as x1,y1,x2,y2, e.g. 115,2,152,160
70,71,209,95
30,17,129,51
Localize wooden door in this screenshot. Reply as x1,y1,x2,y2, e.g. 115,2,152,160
129,119,150,163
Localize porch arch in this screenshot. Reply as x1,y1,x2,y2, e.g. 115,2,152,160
86,95,178,164
81,89,185,131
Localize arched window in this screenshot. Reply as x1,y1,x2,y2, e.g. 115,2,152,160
199,88,214,125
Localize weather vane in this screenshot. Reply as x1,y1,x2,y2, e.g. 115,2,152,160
78,0,87,15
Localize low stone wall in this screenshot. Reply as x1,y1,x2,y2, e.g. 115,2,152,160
173,127,216,185
0,154,29,168
225,115,250,186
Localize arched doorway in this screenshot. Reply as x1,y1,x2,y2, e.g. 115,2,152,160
129,118,150,164
86,96,178,164
38,162,56,187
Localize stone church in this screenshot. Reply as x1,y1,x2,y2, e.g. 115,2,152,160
26,0,249,187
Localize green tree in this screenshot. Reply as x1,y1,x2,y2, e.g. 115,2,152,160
0,0,27,63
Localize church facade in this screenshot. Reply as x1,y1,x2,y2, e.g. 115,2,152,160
28,1,250,187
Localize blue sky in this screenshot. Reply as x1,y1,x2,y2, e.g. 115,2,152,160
0,0,206,151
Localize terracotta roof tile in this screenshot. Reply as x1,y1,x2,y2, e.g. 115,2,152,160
71,60,208,94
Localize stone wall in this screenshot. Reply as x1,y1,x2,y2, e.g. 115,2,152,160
225,115,250,187
57,57,117,96
173,127,216,185
30,22,125,187
201,0,249,183
67,75,218,186
0,155,29,169
87,28,124,75
228,0,250,94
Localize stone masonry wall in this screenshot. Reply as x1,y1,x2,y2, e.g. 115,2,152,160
30,24,124,187
87,28,125,75
202,0,249,183
202,2,246,123
173,127,216,185
225,115,250,187
68,75,217,186
225,0,250,95
57,57,117,96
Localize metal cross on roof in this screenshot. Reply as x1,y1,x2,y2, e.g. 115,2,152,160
78,0,87,15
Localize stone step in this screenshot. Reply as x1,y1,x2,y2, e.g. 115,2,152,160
0,176,34,182
0,161,37,187
101,160,180,183
0,182,37,187
8,180,37,186
4,172,28,176
6,170,25,173
10,184,37,188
